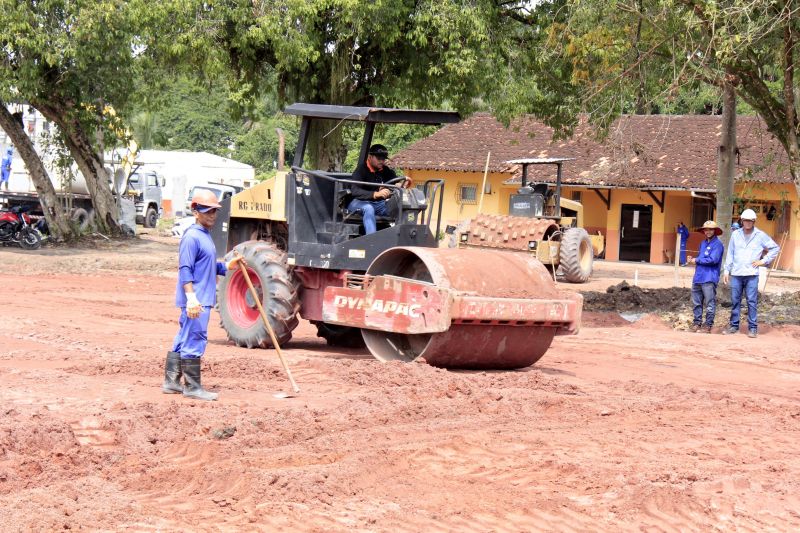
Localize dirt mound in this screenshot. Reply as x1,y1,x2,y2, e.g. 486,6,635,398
582,281,800,325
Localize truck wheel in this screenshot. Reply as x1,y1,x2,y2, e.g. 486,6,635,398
313,322,366,348
218,241,300,349
144,207,158,228
71,208,91,231
559,228,593,283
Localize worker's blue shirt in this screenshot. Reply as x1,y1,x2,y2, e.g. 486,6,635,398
692,236,724,284
175,224,226,307
1,154,11,180
677,224,690,243
724,227,780,277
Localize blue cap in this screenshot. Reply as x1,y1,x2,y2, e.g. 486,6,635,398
195,204,218,213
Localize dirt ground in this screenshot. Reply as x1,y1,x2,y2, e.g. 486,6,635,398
2,233,800,531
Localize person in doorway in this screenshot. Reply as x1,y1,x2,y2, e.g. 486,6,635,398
687,221,724,333
730,221,741,232
1,147,12,191
162,189,239,401
676,221,690,265
722,208,780,338
347,144,399,234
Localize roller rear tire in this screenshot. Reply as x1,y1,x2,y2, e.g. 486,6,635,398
559,228,593,283
218,241,300,348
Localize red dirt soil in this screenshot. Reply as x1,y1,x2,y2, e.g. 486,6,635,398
1,234,799,531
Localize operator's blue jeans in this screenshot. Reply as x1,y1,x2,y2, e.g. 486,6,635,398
347,198,389,234
691,282,717,326
729,275,759,332
172,306,210,359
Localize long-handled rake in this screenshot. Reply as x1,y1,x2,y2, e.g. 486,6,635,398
234,252,300,398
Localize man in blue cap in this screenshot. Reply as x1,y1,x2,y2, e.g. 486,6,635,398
1,147,12,191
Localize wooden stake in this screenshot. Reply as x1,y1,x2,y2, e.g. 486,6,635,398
477,152,491,214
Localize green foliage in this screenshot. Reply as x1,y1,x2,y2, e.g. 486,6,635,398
179,0,515,168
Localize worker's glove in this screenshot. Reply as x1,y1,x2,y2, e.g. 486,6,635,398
185,292,202,319
226,256,242,271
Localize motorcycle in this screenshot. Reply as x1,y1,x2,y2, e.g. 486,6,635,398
0,205,43,250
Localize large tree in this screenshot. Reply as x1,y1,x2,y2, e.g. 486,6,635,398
190,0,518,170
0,0,183,234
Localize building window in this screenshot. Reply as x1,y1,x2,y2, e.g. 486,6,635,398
691,198,714,227
571,191,582,202
457,183,477,204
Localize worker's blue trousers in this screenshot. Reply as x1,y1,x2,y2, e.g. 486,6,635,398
172,307,210,359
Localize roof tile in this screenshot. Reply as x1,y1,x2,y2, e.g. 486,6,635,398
394,114,792,190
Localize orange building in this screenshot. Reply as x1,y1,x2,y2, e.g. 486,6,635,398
394,114,798,273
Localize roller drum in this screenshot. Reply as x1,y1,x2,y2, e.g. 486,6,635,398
362,247,561,369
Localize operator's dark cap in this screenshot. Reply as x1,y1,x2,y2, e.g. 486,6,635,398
368,144,389,159
194,204,218,213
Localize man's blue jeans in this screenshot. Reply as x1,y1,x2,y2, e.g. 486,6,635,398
347,198,389,234
729,275,759,332
691,282,717,326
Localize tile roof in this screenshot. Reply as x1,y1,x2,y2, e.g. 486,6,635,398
393,113,793,190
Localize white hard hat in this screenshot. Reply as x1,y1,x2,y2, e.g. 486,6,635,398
740,208,757,220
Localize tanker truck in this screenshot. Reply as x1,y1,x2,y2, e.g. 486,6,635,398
209,104,582,370
0,161,164,232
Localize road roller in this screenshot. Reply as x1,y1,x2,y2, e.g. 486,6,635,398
210,103,582,370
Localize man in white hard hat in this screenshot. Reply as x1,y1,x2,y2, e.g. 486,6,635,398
722,208,780,338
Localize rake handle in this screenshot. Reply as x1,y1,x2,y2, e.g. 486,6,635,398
234,253,300,393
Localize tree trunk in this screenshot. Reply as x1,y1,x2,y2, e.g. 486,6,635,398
781,17,800,210
33,100,121,235
0,102,77,240
717,79,736,253
307,119,348,171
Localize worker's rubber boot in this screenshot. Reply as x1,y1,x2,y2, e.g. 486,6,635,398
180,358,218,401
161,351,183,394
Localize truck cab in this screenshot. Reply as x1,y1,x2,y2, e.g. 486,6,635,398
127,170,164,228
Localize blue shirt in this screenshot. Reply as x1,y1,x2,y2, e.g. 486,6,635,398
724,227,780,277
677,224,689,243
175,224,226,307
692,236,724,284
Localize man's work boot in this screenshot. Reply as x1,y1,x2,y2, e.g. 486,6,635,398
689,324,701,333
722,325,739,335
180,358,218,401
162,351,183,394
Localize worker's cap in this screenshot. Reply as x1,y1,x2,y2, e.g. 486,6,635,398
194,204,219,213
368,144,389,159
740,208,757,220
731,222,741,230
696,220,723,235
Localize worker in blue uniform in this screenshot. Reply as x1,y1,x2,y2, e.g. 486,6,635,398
1,147,12,191
677,221,690,266
162,189,239,400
